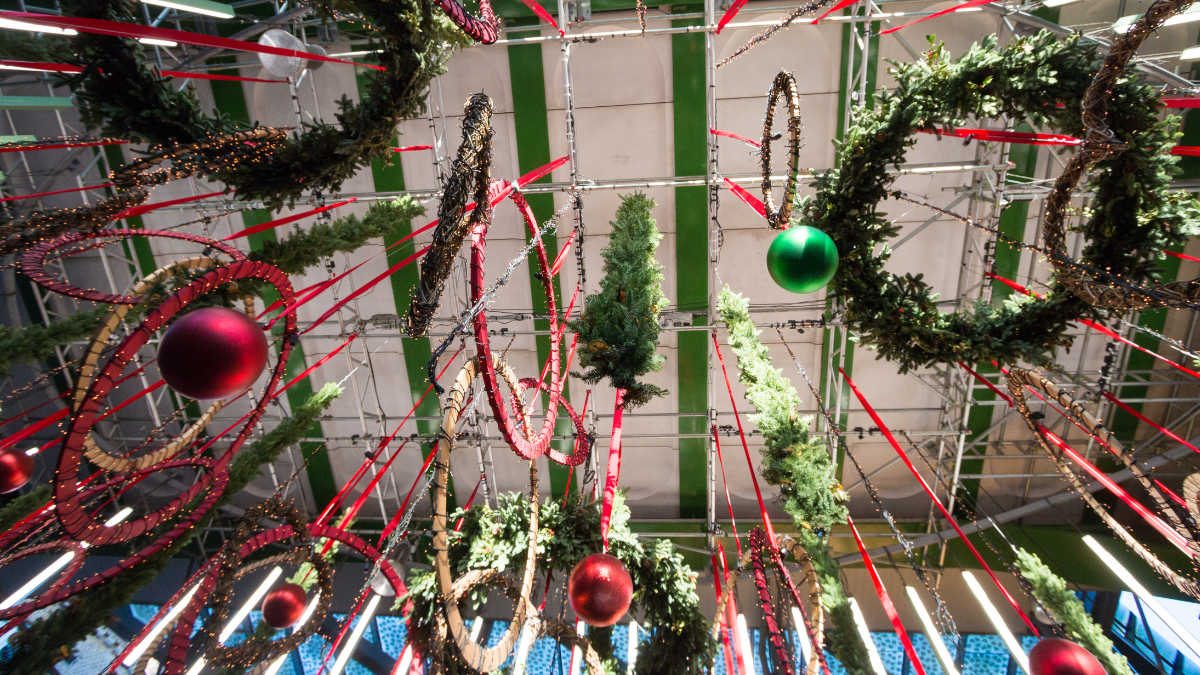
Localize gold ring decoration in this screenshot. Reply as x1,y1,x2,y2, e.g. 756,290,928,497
1006,366,1200,598
72,257,252,472
761,71,803,230
1040,0,1200,310
431,355,540,672
408,94,494,338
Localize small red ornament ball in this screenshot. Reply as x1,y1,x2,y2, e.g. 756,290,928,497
0,448,33,494
157,307,268,400
568,553,633,627
1029,639,1106,675
262,583,308,629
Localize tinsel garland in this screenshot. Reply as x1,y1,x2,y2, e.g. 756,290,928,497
715,286,847,530
568,193,669,409
54,0,470,211
1013,548,1133,675
404,491,716,675
0,382,342,675
799,32,1200,373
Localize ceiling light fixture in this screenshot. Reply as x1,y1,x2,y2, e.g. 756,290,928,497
1083,536,1200,659
962,571,1029,674
329,593,383,675
0,17,76,35
123,583,201,667
1041,0,1082,6
139,0,236,19
791,606,812,666
905,586,960,675
262,593,323,675
848,598,888,675
218,566,283,643
139,37,179,47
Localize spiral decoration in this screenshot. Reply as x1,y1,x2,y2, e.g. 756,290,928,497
761,71,803,230
434,0,502,44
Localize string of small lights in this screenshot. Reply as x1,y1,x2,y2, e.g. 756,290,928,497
761,71,803,230
1119,318,1200,363
716,0,837,69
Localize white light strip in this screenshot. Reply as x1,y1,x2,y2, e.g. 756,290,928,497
962,571,1029,674
329,594,383,675
512,619,537,675
396,645,414,674
144,657,161,675
906,586,960,675
848,599,888,675
1163,5,1200,26
1041,0,1081,7
791,606,812,667
1084,536,1200,659
138,37,179,47
183,657,207,675
569,619,585,675
904,164,982,174
469,616,485,642
0,18,77,35
262,593,322,675
123,584,201,666
139,0,236,19
1,508,132,610
627,620,639,674
736,614,755,675
325,50,381,58
218,566,282,643
1182,46,1200,61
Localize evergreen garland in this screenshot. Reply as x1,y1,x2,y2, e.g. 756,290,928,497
716,286,847,530
1013,548,1133,675
404,491,716,675
799,32,1200,373
800,530,871,675
0,382,342,675
0,485,50,534
54,0,470,211
568,193,669,409
0,306,112,376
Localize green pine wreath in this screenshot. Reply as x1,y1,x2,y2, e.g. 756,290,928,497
799,31,1200,372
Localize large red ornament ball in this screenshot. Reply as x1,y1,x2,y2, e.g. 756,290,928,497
568,553,633,627
262,583,308,629
0,448,33,494
1029,638,1106,675
157,307,268,400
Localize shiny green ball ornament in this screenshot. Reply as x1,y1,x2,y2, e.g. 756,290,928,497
766,224,839,294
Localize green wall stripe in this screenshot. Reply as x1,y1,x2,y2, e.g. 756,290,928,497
206,60,338,509
672,10,708,519
508,20,573,500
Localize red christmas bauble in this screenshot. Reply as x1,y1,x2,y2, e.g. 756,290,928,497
157,307,268,400
1029,639,1106,675
0,448,33,494
568,553,633,627
262,583,308,629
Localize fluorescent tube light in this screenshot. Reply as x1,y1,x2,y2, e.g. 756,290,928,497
329,593,383,675
123,583,200,666
848,598,888,675
1084,536,1200,659
963,571,1029,674
218,566,282,643
628,620,639,674
139,0,236,19
791,606,812,666
569,620,585,675
512,619,536,675
263,594,323,675
469,616,485,642
0,18,76,35
1182,46,1200,61
139,38,179,47
1042,0,1082,7
906,586,960,675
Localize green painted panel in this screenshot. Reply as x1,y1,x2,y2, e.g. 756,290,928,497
0,96,72,110
673,14,708,519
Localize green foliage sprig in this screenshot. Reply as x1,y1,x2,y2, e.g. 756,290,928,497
0,383,342,675
800,531,871,675
55,0,469,211
569,193,669,409
1014,548,1133,675
717,286,848,530
404,491,716,675
0,485,50,534
800,32,1200,372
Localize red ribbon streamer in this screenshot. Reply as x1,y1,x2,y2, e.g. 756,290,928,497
1164,250,1200,264
550,229,577,277
713,332,777,544
454,475,485,532
1155,478,1190,509
0,407,68,451
840,369,1040,635
0,140,127,154
1039,425,1191,552
710,128,762,148
880,0,993,34
517,0,564,34
1103,392,1200,456
916,127,1080,146
0,11,382,71
392,145,433,152
223,198,356,240
959,362,1013,407
114,190,224,220
301,245,428,334
1162,97,1200,108
711,424,744,558
600,388,627,550
716,0,750,32
812,0,860,23
1172,146,1200,156
0,183,115,203
847,517,928,675
723,177,768,219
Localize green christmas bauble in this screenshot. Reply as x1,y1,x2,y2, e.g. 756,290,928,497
766,224,839,294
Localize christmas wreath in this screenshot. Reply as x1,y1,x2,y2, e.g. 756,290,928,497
403,491,716,675
798,31,1200,373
